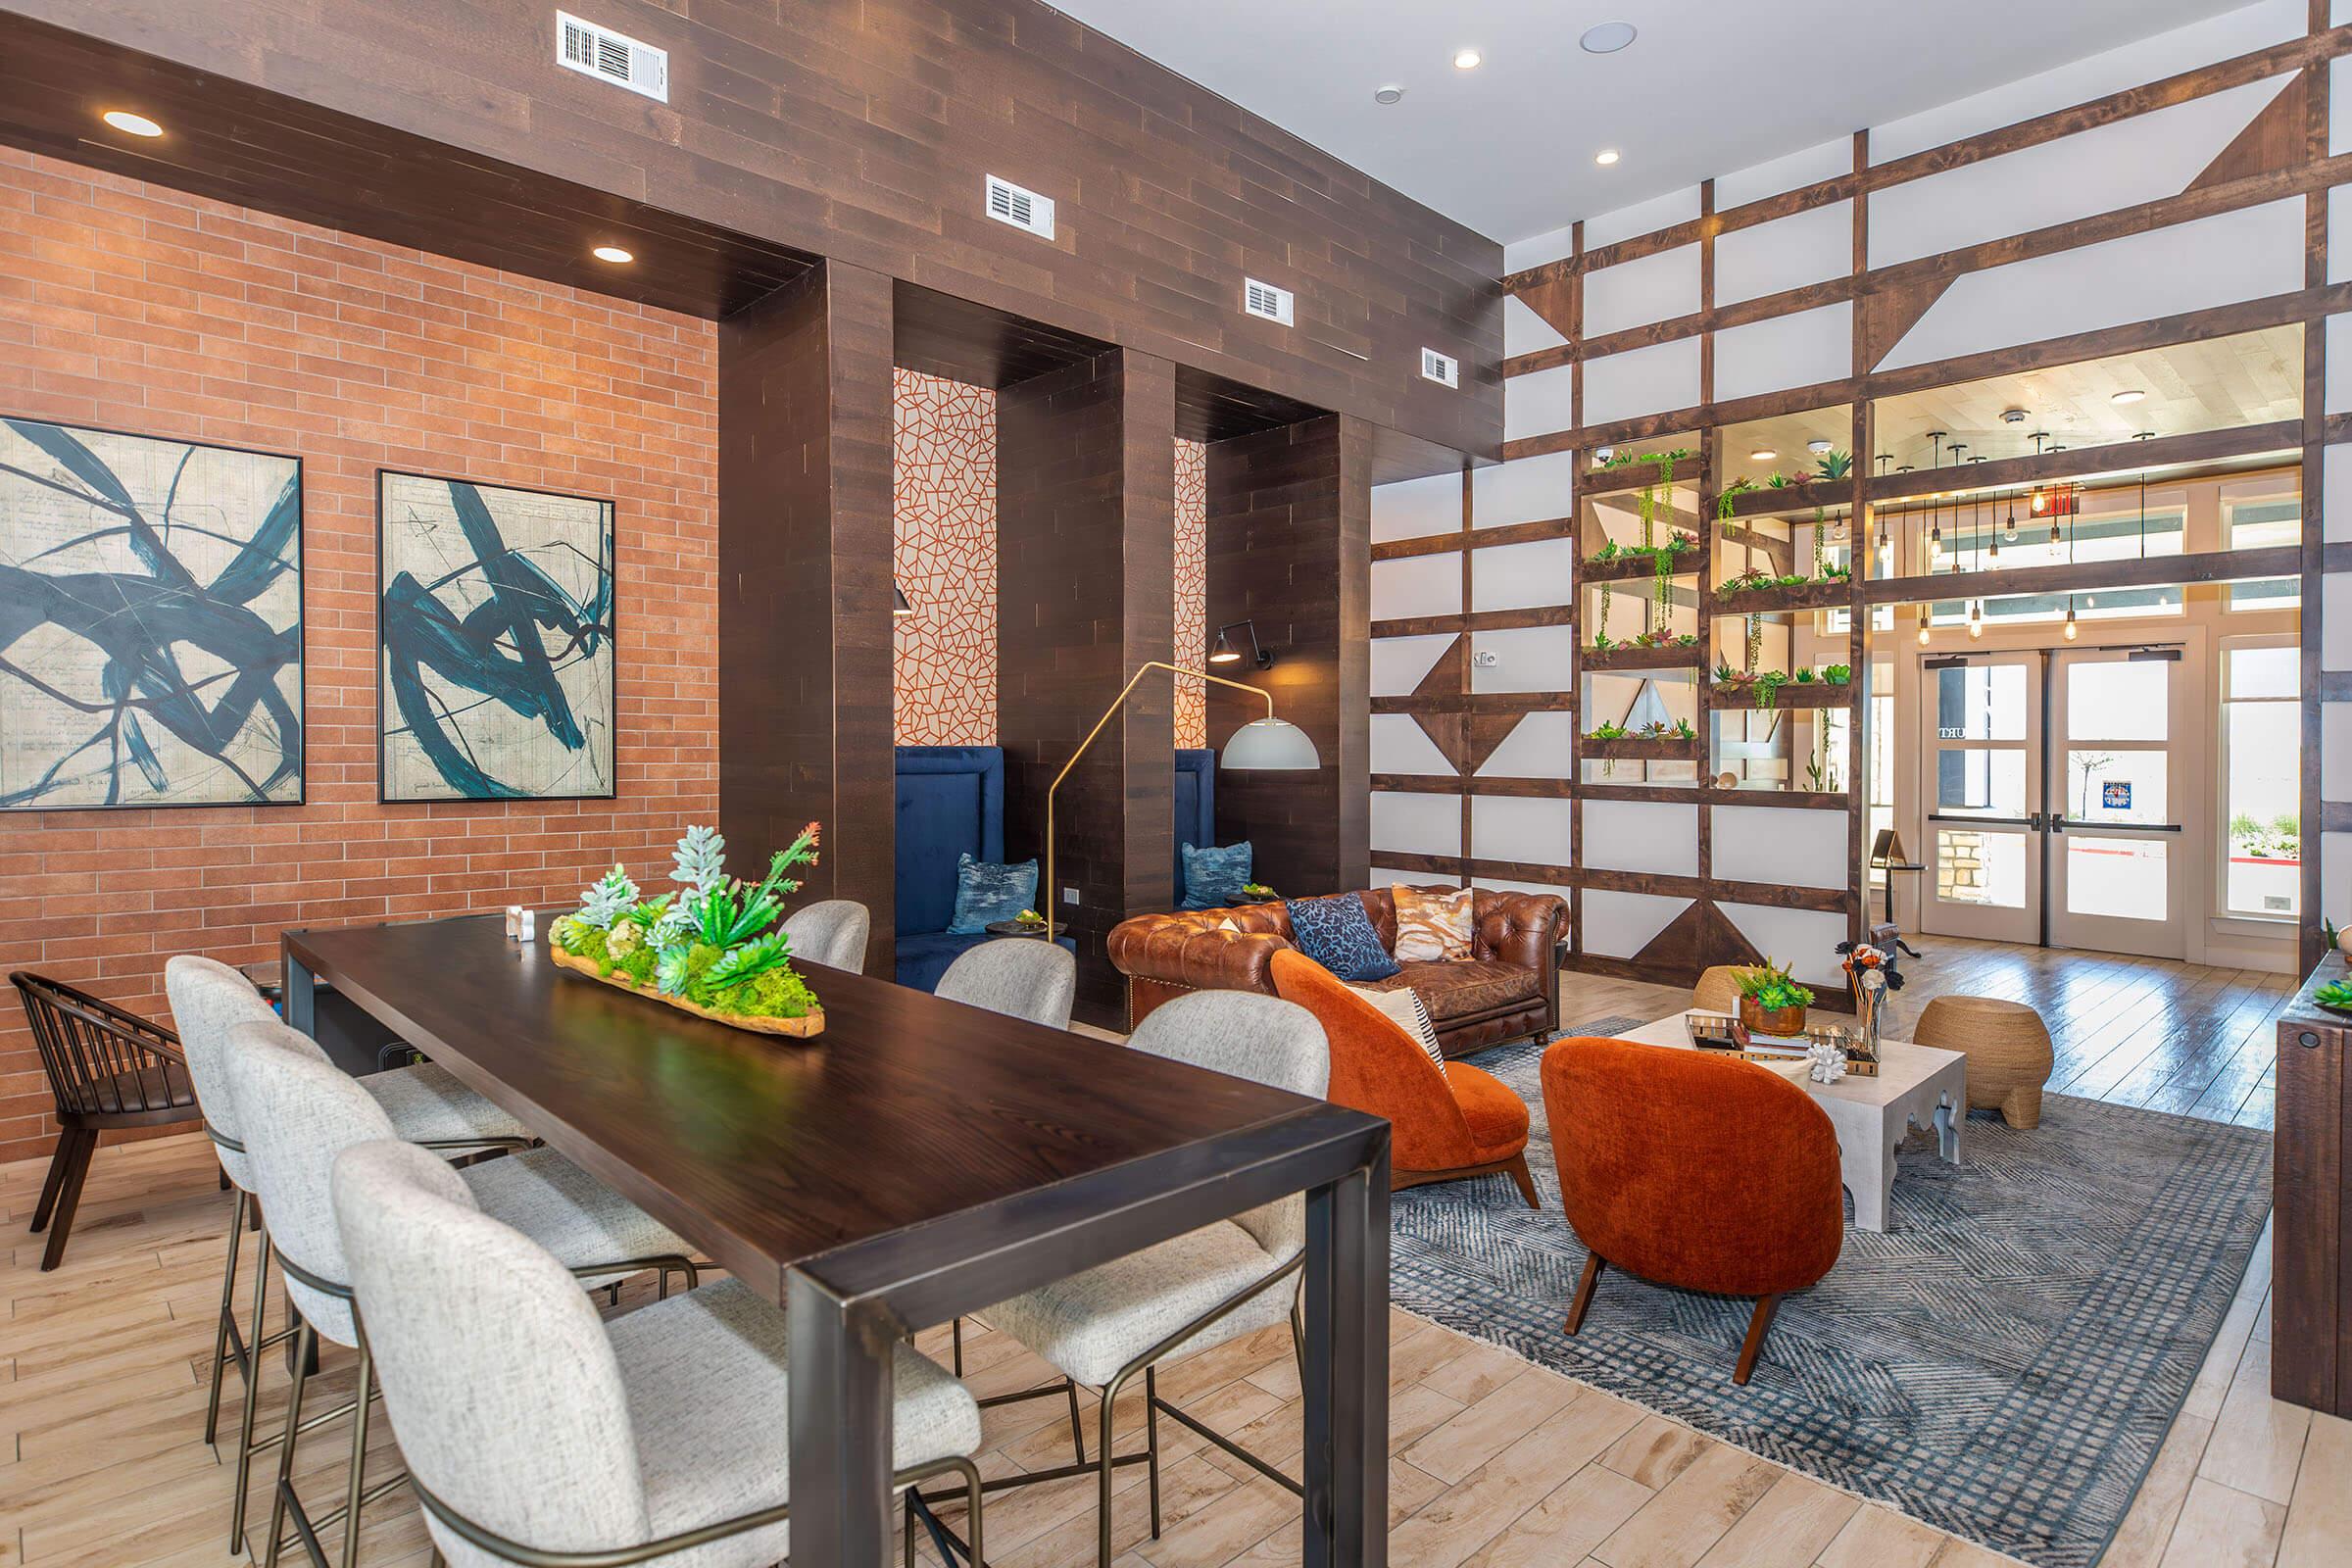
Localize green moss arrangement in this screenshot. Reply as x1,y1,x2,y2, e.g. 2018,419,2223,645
549,822,825,1030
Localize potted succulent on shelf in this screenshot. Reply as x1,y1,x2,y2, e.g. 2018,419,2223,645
1736,959,1814,1038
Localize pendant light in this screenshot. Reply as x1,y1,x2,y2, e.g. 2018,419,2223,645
1916,605,1932,646
2064,601,2079,640
1926,433,1944,564
1968,598,1984,639
1875,454,1892,550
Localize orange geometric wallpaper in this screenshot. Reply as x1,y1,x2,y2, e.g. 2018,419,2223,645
1174,437,1207,748
890,372,1208,748
893,368,998,745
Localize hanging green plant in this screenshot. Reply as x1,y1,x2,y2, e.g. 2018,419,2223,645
1752,670,1787,710
1596,578,1612,641
1744,613,1762,673
1717,478,1755,519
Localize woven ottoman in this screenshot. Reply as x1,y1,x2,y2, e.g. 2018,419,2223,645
1912,995,2054,1128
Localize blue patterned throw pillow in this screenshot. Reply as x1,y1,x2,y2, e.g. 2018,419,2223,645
1179,841,1253,909
1285,893,1399,982
948,854,1039,935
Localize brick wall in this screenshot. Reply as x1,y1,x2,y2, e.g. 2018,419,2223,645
0,147,718,1166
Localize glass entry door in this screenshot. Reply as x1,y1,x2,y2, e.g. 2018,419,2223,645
1915,645,2190,957
1921,653,2042,944
2046,649,2186,959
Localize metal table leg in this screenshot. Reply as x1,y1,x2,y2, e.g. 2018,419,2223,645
1302,1139,1391,1567
788,1268,897,1566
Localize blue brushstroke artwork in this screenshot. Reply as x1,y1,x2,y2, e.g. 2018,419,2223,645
377,472,614,802
0,419,303,809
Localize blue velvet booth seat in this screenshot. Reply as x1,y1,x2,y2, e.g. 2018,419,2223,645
893,746,1217,992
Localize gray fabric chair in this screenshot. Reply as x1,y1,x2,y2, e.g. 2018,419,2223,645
330,1138,985,1568
970,990,1329,1566
163,955,534,1548
935,938,1077,1030
781,899,871,972
222,1017,700,1568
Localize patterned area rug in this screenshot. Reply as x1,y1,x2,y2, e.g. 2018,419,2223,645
1391,1021,2273,1568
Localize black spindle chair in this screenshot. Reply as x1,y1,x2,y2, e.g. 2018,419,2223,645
12,971,203,1271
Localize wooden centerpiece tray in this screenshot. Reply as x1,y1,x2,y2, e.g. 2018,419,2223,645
548,942,825,1038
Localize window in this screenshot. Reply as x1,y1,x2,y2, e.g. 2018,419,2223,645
2220,641,2299,918
2224,492,2300,612
1927,493,2186,626
1866,687,1893,886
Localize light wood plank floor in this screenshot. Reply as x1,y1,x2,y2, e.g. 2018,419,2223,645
1,938,2337,1568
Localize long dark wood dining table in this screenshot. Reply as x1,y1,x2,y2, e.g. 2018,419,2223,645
282,911,1393,1565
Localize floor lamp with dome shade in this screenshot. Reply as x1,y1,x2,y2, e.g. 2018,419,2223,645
1044,661,1319,937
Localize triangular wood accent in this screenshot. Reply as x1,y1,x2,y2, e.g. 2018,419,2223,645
1516,277,1580,345
1459,711,1525,778
1408,635,1468,773
1628,899,1764,986
2189,71,2306,192
1857,273,1958,371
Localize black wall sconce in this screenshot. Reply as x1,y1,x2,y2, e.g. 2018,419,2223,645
893,580,915,617
1208,619,1274,668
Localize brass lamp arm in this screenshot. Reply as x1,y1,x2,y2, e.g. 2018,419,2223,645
1044,662,1274,932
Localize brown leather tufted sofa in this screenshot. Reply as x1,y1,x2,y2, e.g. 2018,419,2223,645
1108,886,1567,1058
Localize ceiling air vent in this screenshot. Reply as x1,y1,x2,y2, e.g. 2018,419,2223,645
984,175,1055,240
557,13,669,102
1243,278,1294,326
1420,348,1460,388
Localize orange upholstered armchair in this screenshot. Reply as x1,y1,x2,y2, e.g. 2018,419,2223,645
1541,1037,1843,1384
1269,950,1536,1204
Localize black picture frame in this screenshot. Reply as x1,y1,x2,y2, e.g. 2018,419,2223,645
0,415,306,810
374,466,617,805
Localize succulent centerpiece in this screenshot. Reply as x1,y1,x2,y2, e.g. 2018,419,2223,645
547,821,827,1037
1734,958,1814,1038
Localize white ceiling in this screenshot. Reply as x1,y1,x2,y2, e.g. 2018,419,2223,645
1049,0,2259,244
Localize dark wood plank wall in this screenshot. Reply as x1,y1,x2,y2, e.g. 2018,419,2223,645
717,264,900,975
2,0,1500,470
998,350,1178,1021
1205,415,1374,901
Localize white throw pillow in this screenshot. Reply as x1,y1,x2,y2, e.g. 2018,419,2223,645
1348,983,1446,1073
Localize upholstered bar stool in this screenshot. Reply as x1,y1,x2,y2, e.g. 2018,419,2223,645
962,990,1329,1567
330,1138,985,1568
936,937,1077,1028
781,898,872,971
222,1018,700,1568
164,955,535,1544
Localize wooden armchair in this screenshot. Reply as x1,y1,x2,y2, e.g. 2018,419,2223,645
12,971,202,1270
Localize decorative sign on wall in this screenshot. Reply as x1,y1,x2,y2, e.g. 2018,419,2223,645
2102,781,2132,810
0,417,304,808
377,470,615,802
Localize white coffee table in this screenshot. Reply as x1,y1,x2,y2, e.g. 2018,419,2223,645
1616,1010,1968,1232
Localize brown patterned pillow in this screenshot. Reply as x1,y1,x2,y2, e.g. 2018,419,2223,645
1391,884,1473,962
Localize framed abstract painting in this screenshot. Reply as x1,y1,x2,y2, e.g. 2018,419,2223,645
376,470,616,802
0,417,304,809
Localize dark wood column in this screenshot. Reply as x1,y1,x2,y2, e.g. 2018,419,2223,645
717,262,898,975
999,349,1179,1023
1205,414,1373,898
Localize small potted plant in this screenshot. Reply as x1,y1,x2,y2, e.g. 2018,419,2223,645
1237,882,1280,905
1736,959,1814,1038
1012,907,1048,931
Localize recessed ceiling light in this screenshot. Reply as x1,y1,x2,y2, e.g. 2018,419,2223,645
101,110,163,138
1807,439,1834,455
1373,83,1405,105
1749,448,1777,462
1594,149,1620,167
2111,388,2146,405
591,244,635,265
1580,22,1638,53
1453,48,1482,70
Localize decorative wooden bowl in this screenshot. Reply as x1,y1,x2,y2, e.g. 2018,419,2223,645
549,944,825,1038
1738,996,1807,1038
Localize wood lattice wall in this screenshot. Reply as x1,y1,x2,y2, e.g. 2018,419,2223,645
1370,3,2352,994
